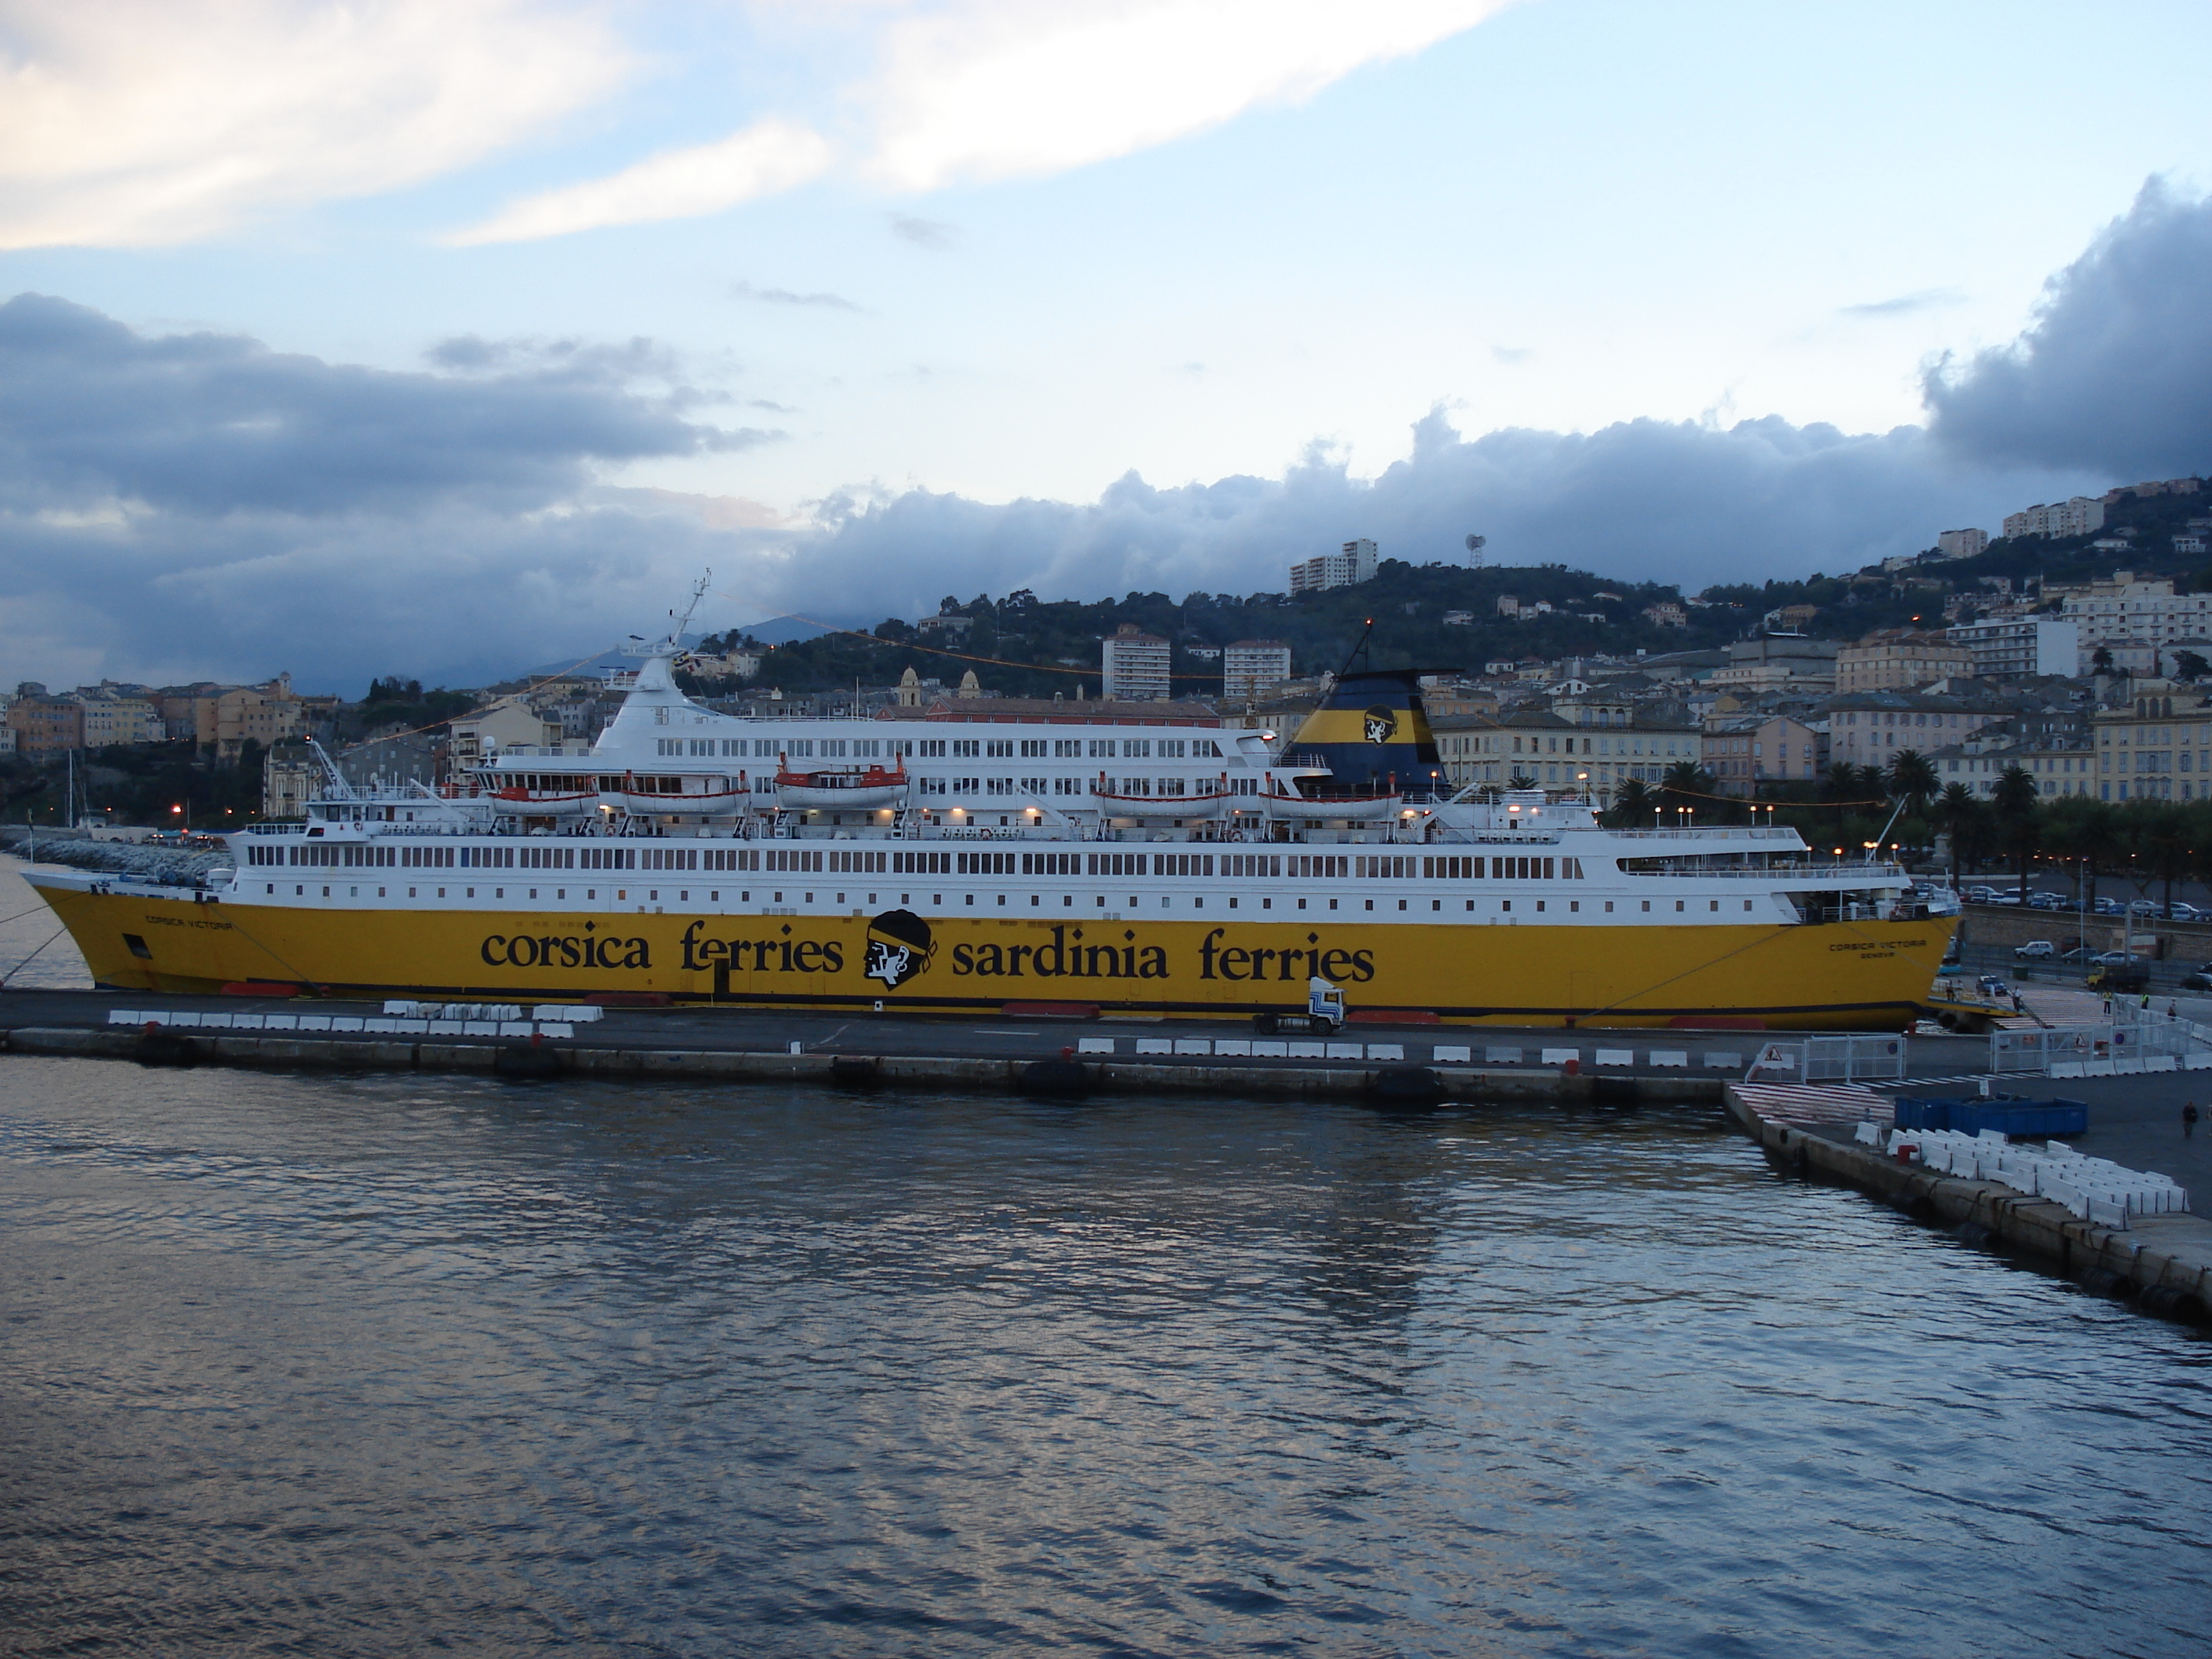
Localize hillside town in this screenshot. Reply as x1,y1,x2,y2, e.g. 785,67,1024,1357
3,474,2207,855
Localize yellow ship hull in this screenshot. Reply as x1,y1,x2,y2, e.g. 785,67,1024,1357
31,878,1955,1031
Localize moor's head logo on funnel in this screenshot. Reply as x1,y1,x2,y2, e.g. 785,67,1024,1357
1362,705,1398,744
863,909,935,988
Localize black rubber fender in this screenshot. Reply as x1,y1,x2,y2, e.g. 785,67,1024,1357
493,1043,563,1080
1367,1065,1447,1108
133,1031,200,1068
1018,1059,1092,1098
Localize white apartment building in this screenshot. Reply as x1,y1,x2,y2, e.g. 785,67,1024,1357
1101,624,1171,701
1943,615,2078,679
1936,528,1989,559
2002,496,2106,540
1826,693,2009,770
2047,572,2212,661
1288,538,1378,595
1221,639,1292,701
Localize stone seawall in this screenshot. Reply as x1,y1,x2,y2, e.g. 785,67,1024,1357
1724,1085,2211,1320
1956,900,2212,960
1,828,224,884
2,1024,1729,1106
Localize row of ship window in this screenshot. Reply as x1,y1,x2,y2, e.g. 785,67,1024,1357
644,736,1228,760
252,844,1589,881
511,773,1256,798
258,880,1755,918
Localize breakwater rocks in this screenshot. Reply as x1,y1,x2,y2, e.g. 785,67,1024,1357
0,829,223,884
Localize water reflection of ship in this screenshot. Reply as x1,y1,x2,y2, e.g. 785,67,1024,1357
1283,1122,1448,1334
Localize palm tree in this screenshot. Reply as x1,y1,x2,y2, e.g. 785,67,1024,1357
2041,797,2113,937
1887,749,1939,821
1507,771,1538,792
1610,776,1656,827
2142,800,2195,920
1659,760,1715,816
1992,764,2040,898
1928,782,1980,891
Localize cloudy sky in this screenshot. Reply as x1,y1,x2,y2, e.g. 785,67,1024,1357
2,0,2208,691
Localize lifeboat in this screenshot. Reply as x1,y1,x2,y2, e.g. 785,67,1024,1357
774,762,909,811
1259,785,1405,821
1091,775,1232,818
490,786,598,811
599,770,756,811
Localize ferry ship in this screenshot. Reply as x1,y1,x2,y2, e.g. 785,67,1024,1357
24,626,1953,1030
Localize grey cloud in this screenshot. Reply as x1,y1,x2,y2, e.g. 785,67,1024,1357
1925,181,2212,477
1838,287,1966,319
731,280,862,311
753,409,2090,626
889,213,956,250
0,296,760,518
0,297,787,690
4,184,2193,693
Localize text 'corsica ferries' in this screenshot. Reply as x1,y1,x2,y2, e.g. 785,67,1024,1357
24,627,1955,1030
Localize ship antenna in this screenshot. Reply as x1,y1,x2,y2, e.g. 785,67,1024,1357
668,570,710,650
307,738,357,803
1327,618,1375,687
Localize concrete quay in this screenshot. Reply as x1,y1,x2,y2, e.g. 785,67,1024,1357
0,987,1756,1104
1727,1081,2212,1325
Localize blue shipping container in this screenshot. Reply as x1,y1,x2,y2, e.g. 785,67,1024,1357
1892,1097,2089,1137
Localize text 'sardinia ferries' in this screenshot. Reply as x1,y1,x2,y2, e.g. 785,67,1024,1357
24,633,1955,1030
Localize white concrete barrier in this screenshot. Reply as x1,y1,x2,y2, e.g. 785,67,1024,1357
1433,1045,1472,1063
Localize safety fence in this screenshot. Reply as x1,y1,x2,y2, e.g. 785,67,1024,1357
1990,1004,2212,1077
1744,1035,1907,1084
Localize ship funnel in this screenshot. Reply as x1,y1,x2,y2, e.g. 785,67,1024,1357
1284,668,1442,796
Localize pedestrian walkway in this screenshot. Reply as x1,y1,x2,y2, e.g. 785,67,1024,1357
1733,1082,1892,1129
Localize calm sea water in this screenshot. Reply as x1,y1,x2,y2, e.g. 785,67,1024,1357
3,1054,2208,1657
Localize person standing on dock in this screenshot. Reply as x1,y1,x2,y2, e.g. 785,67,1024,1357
2185,1101,2199,1140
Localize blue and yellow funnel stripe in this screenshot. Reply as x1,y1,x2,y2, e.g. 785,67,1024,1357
1285,669,1444,795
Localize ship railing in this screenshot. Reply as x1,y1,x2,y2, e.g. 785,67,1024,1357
1606,827,1800,840
1633,862,1907,879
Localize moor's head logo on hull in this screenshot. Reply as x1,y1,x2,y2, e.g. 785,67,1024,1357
864,909,934,988
1362,705,1398,744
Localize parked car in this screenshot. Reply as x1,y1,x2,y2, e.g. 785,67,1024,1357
2027,892,2064,910
1965,885,1997,902
2181,963,2212,991
2129,899,2161,916
2093,897,2125,916
2013,940,2056,960
2060,945,2097,965
2169,903,2203,923
2089,950,2136,967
